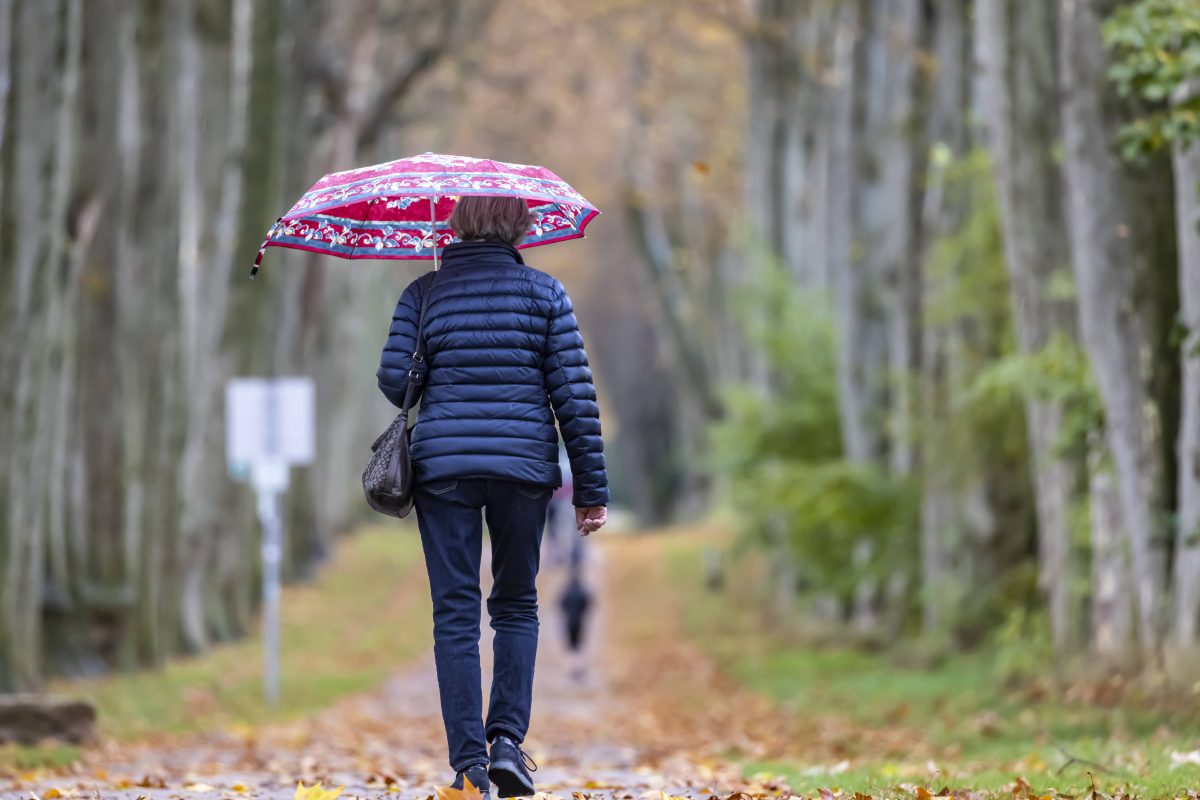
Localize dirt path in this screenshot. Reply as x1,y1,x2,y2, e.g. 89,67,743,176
2,533,786,800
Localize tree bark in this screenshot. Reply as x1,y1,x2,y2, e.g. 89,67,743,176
2,0,59,691
170,0,212,653
1171,83,1200,648
0,0,12,263
1090,443,1132,660
745,0,795,262
1058,0,1173,657
918,0,973,636
976,0,1084,653
829,0,889,466
111,0,148,669
880,0,927,478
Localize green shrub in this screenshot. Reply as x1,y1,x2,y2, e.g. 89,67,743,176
710,260,917,609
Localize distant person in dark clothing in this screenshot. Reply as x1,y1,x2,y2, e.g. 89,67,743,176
559,572,592,652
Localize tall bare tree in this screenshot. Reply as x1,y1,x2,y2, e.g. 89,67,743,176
1171,80,1200,647
976,0,1085,653
1058,0,1176,657
918,0,974,635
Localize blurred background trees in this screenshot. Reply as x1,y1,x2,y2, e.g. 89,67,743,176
0,0,1199,690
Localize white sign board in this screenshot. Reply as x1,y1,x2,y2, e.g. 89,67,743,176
225,377,315,470
223,375,315,708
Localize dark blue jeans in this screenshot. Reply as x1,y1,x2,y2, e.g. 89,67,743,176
414,478,551,772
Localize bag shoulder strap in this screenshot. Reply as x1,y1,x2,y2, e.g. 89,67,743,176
400,271,438,416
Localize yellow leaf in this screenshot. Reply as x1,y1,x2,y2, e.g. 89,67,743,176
436,777,486,800
295,783,345,800
230,784,250,794
43,790,65,800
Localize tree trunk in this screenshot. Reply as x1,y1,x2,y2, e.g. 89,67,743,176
880,0,927,478
1090,443,1132,661
1058,0,1174,658
37,0,86,677
205,0,255,642
0,0,12,261
918,0,973,637
111,0,148,669
169,0,212,653
830,0,889,466
745,0,795,262
1171,84,1200,648
976,0,1084,654
1,0,59,691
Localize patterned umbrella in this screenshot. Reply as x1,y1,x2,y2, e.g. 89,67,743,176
251,152,599,277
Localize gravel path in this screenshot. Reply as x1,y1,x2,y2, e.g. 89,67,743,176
3,535,760,800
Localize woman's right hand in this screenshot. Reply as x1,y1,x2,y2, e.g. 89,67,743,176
575,506,607,536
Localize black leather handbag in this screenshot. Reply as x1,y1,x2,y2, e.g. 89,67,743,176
362,272,436,518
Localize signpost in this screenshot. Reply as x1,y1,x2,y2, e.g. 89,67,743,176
225,377,315,705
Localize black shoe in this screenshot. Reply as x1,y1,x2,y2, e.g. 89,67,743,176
487,735,537,798
452,765,491,799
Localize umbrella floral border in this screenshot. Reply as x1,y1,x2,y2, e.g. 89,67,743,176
264,203,600,260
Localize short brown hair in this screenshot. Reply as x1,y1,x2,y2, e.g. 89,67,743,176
449,195,534,245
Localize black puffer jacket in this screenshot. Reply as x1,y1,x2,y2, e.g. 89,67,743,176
377,241,609,507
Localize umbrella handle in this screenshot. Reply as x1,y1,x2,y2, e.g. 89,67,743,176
430,196,440,271
250,217,283,280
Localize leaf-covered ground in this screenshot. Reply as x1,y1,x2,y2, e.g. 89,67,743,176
4,525,1200,800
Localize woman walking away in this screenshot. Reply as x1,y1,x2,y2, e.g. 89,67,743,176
377,195,609,799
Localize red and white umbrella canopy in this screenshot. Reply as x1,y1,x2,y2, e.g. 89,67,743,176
255,153,599,272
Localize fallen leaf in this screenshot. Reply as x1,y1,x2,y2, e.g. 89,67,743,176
295,783,345,800
435,777,485,800
185,783,217,793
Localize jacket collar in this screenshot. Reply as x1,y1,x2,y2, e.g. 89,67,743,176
440,240,526,268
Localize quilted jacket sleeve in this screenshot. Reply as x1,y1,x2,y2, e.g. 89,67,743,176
543,284,609,507
377,280,423,409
